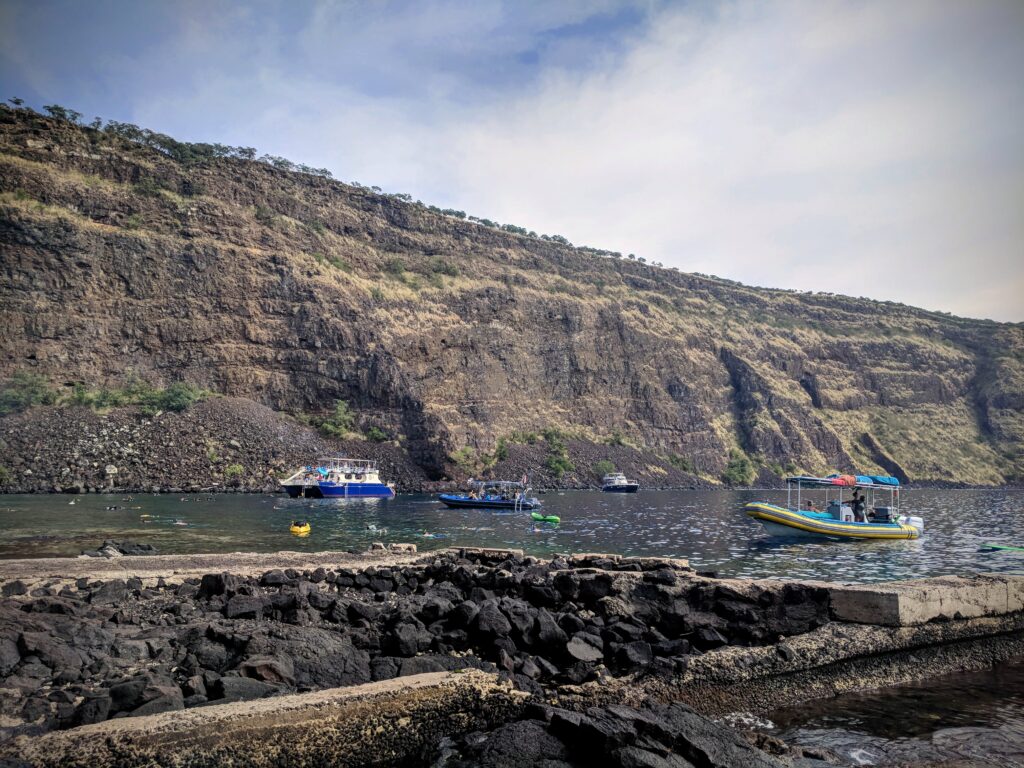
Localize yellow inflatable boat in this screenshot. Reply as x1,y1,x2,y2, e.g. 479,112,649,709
745,474,923,540
289,520,311,535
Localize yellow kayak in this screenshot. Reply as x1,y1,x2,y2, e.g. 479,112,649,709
289,521,311,535
745,502,920,540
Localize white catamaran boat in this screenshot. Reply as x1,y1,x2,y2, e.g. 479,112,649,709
280,458,395,499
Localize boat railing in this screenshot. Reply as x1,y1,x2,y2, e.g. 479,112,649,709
785,475,900,518
316,457,379,473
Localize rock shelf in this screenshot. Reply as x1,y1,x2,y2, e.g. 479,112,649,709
0,547,1021,766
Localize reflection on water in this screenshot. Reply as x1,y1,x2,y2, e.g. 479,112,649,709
0,489,1022,583
766,656,1024,765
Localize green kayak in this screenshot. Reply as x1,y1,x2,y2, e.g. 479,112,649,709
531,511,560,524
980,543,1024,552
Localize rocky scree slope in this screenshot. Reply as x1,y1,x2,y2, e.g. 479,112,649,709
0,107,1021,485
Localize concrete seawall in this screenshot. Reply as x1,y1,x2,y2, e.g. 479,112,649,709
0,548,1021,766
4,670,525,768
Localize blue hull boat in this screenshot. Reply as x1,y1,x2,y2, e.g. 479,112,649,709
319,481,395,498
280,458,396,499
438,493,540,510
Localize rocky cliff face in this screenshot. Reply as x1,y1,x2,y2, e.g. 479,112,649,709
1,107,1021,486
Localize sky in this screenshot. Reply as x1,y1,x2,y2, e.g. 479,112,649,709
2,0,1022,321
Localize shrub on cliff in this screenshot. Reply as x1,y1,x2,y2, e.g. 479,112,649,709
605,429,627,447
546,452,575,478
62,380,204,413
429,257,459,277
667,453,694,473
593,460,615,477
451,446,478,474
543,429,575,478
721,449,755,486
0,372,58,415
152,382,202,413
366,426,388,442
494,438,509,461
318,400,355,438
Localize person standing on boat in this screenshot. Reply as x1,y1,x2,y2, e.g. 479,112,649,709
850,488,866,522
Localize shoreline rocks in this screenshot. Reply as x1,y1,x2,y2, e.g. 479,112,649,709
0,547,1020,766
79,540,158,558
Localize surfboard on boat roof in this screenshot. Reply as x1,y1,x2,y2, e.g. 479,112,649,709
744,474,923,540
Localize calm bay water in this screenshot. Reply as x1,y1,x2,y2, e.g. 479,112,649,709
0,488,1022,582
764,656,1024,765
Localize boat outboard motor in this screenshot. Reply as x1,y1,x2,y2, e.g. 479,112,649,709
900,515,924,532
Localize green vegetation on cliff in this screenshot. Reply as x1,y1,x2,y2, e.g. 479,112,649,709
1,374,205,417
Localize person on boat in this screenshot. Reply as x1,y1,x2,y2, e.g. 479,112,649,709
850,489,866,521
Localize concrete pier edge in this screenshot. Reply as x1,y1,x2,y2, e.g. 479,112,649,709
2,669,527,768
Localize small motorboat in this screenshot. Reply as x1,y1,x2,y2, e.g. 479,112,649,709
601,472,639,493
439,480,541,510
290,520,311,535
745,474,923,540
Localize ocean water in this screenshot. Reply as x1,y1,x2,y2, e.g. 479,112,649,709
0,488,1022,583
764,656,1024,765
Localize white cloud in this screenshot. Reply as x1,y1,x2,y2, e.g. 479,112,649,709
428,1,1024,320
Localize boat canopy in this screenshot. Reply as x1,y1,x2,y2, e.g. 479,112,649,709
786,474,900,490
468,479,528,489
313,458,379,472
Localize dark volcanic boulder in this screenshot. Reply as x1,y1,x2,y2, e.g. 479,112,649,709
473,602,512,638
109,674,183,716
0,637,22,675
198,572,242,599
89,579,127,605
534,609,568,649
243,625,370,688
2,580,27,597
224,594,269,619
391,620,431,657
210,676,281,702
440,702,786,768
238,655,296,686
447,719,572,768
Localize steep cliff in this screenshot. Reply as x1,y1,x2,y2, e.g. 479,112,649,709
1,107,1021,486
